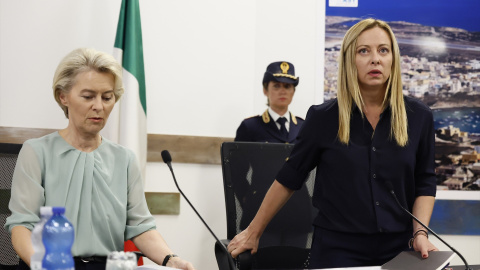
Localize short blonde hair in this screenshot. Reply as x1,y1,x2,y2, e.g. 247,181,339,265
337,18,407,146
53,48,124,118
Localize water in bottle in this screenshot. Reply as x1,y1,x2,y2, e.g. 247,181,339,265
42,207,75,270
30,206,53,270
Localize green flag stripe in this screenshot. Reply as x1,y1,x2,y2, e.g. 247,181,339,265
114,0,147,115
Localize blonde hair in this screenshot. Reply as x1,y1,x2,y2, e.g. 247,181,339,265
337,18,407,146
53,48,124,118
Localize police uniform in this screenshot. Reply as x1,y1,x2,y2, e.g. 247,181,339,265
232,61,312,248
235,61,304,143
235,109,304,143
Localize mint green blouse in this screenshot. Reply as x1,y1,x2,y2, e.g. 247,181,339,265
5,132,156,256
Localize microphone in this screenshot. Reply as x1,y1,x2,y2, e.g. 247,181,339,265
161,150,236,270
385,181,472,270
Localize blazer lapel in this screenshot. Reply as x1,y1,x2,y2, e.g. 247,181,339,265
287,123,297,142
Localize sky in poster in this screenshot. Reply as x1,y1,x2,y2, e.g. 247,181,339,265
326,0,480,32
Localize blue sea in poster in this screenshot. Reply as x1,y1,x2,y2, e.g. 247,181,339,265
326,0,480,32
430,200,480,235
433,108,480,134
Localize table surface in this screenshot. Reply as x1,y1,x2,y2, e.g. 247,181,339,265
247,266,479,270
137,264,480,270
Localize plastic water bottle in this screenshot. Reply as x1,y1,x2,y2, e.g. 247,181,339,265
30,207,53,270
42,207,75,270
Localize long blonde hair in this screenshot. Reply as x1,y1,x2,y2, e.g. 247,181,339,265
337,18,407,146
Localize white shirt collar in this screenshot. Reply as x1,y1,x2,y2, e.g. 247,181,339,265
268,107,290,123
268,107,291,132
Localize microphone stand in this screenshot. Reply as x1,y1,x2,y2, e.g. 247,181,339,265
161,150,236,270
386,183,471,270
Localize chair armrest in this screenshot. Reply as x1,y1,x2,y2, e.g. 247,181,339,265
237,249,253,270
215,239,252,270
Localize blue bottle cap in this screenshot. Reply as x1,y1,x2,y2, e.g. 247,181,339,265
52,206,65,215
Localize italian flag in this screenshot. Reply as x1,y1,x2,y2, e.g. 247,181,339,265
106,0,147,261
104,0,147,178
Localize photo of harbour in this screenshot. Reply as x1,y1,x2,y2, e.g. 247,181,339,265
324,0,480,191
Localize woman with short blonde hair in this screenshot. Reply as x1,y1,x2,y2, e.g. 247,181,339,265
6,48,195,270
53,48,124,118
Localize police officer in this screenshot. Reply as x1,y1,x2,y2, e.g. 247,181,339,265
232,61,312,250
235,61,304,143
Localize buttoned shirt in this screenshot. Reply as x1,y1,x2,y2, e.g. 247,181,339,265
276,96,436,234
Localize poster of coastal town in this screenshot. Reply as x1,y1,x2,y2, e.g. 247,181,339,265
324,0,480,192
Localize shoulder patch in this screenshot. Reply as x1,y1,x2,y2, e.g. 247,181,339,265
244,115,260,120
290,112,304,125
262,110,270,123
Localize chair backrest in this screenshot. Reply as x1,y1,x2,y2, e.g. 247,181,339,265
220,142,317,269
0,143,22,269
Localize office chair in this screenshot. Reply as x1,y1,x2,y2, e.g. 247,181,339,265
0,143,23,270
215,142,317,270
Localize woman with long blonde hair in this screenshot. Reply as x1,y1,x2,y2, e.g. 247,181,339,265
228,18,438,268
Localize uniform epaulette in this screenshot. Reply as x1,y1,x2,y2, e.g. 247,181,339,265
295,115,304,121
262,110,270,123
244,115,260,120
290,112,303,125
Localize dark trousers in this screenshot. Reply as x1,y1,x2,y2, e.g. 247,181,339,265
309,226,412,269
260,231,308,248
18,258,106,270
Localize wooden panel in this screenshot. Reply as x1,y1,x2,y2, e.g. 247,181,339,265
147,134,233,164
145,192,180,215
0,127,232,215
0,126,234,165
0,126,56,144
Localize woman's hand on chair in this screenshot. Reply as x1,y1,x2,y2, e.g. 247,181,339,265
227,226,260,258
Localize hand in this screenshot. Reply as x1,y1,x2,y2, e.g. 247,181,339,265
167,257,195,270
412,234,438,258
227,227,259,258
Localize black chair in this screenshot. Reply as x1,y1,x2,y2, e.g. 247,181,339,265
0,143,23,270
215,142,317,270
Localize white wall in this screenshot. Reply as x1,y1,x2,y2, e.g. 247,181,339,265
0,1,322,269
0,0,478,269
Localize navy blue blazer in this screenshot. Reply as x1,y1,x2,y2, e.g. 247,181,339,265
235,110,304,143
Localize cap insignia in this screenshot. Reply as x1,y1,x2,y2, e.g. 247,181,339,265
280,62,289,74
273,62,297,80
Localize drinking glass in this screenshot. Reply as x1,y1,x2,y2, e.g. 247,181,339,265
106,251,137,270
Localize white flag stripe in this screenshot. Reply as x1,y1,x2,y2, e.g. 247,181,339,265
119,69,147,178
102,42,148,183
